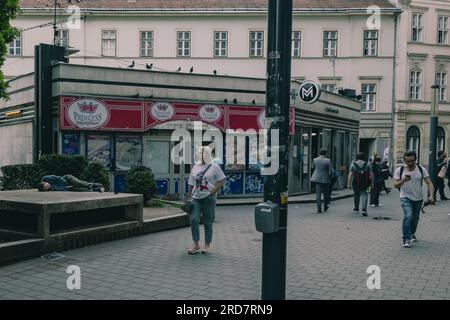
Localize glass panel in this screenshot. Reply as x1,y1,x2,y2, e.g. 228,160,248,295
144,140,170,174
87,135,112,169
116,135,142,171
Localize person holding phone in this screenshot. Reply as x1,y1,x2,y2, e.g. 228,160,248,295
393,151,435,248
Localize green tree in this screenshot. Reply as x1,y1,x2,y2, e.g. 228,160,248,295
0,0,21,100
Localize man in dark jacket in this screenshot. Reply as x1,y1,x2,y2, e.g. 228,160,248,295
370,157,384,207
435,151,448,201
37,174,104,192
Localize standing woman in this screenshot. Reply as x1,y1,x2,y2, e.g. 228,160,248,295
186,146,225,254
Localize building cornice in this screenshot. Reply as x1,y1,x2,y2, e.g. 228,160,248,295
358,76,383,80
407,52,428,60
18,7,402,17
318,76,343,81
435,55,450,62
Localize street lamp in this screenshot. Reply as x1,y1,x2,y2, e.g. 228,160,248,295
428,84,440,190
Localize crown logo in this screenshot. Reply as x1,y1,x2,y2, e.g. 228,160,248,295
157,104,169,111
78,102,97,113
205,106,216,113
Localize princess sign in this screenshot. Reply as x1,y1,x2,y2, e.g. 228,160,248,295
297,81,321,104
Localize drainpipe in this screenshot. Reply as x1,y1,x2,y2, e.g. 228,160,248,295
390,12,399,168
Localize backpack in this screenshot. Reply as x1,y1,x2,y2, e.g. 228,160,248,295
353,161,371,190
397,165,424,188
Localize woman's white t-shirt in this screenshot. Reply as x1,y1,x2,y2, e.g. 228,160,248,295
188,163,226,199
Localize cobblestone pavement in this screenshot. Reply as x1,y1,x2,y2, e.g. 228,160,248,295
0,190,449,300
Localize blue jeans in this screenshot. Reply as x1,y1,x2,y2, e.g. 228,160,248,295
315,182,330,211
400,197,422,241
190,195,216,244
352,185,368,211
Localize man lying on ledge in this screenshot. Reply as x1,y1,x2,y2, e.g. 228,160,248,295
37,174,104,192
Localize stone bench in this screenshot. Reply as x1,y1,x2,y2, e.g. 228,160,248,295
0,190,143,240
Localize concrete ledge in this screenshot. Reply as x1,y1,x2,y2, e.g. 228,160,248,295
143,213,189,234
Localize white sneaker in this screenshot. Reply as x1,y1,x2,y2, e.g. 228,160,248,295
402,240,411,248
370,204,376,207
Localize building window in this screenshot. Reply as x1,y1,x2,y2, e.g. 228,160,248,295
323,31,338,57
406,126,420,160
437,127,445,152
102,30,116,57
411,13,424,42
409,70,422,100
438,16,449,44
177,31,191,57
361,84,377,111
321,83,337,93
8,30,22,56
363,30,378,56
292,31,301,57
55,29,69,47
436,71,448,102
140,31,154,57
214,31,228,57
249,31,264,57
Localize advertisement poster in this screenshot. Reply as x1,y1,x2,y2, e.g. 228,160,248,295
87,135,112,168
116,136,142,171
62,133,80,155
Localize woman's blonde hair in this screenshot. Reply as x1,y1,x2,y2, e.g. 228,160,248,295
195,146,213,164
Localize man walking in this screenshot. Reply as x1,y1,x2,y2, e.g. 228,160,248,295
370,157,384,207
347,152,373,216
311,148,332,213
435,151,448,201
393,151,434,248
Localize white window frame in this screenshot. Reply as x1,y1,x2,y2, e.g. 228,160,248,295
406,126,420,159
409,70,422,100
214,31,228,57
140,31,154,57
55,29,69,47
361,83,377,112
321,83,337,93
292,31,302,58
411,13,424,42
438,16,449,45
8,30,22,56
177,31,191,57
249,31,264,58
323,31,338,57
363,30,378,56
436,71,448,102
102,30,116,57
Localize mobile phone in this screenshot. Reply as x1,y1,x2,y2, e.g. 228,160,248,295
405,175,411,178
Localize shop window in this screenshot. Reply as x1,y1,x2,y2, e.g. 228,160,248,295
87,135,112,169
116,135,142,171
62,132,80,155
143,140,170,174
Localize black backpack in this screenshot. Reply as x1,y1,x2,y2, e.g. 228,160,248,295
353,162,371,190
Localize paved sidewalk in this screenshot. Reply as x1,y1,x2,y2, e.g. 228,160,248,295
0,189,448,300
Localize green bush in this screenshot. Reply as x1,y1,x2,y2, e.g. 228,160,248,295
80,161,110,191
0,164,43,191
38,154,88,177
125,166,157,202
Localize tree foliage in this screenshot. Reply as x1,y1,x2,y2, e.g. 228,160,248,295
0,0,21,100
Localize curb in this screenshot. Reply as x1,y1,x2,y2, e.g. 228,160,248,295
155,193,355,207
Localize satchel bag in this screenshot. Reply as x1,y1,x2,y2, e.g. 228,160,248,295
438,163,448,179
181,198,194,215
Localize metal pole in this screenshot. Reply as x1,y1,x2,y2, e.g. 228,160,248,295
262,0,292,300
429,84,440,188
